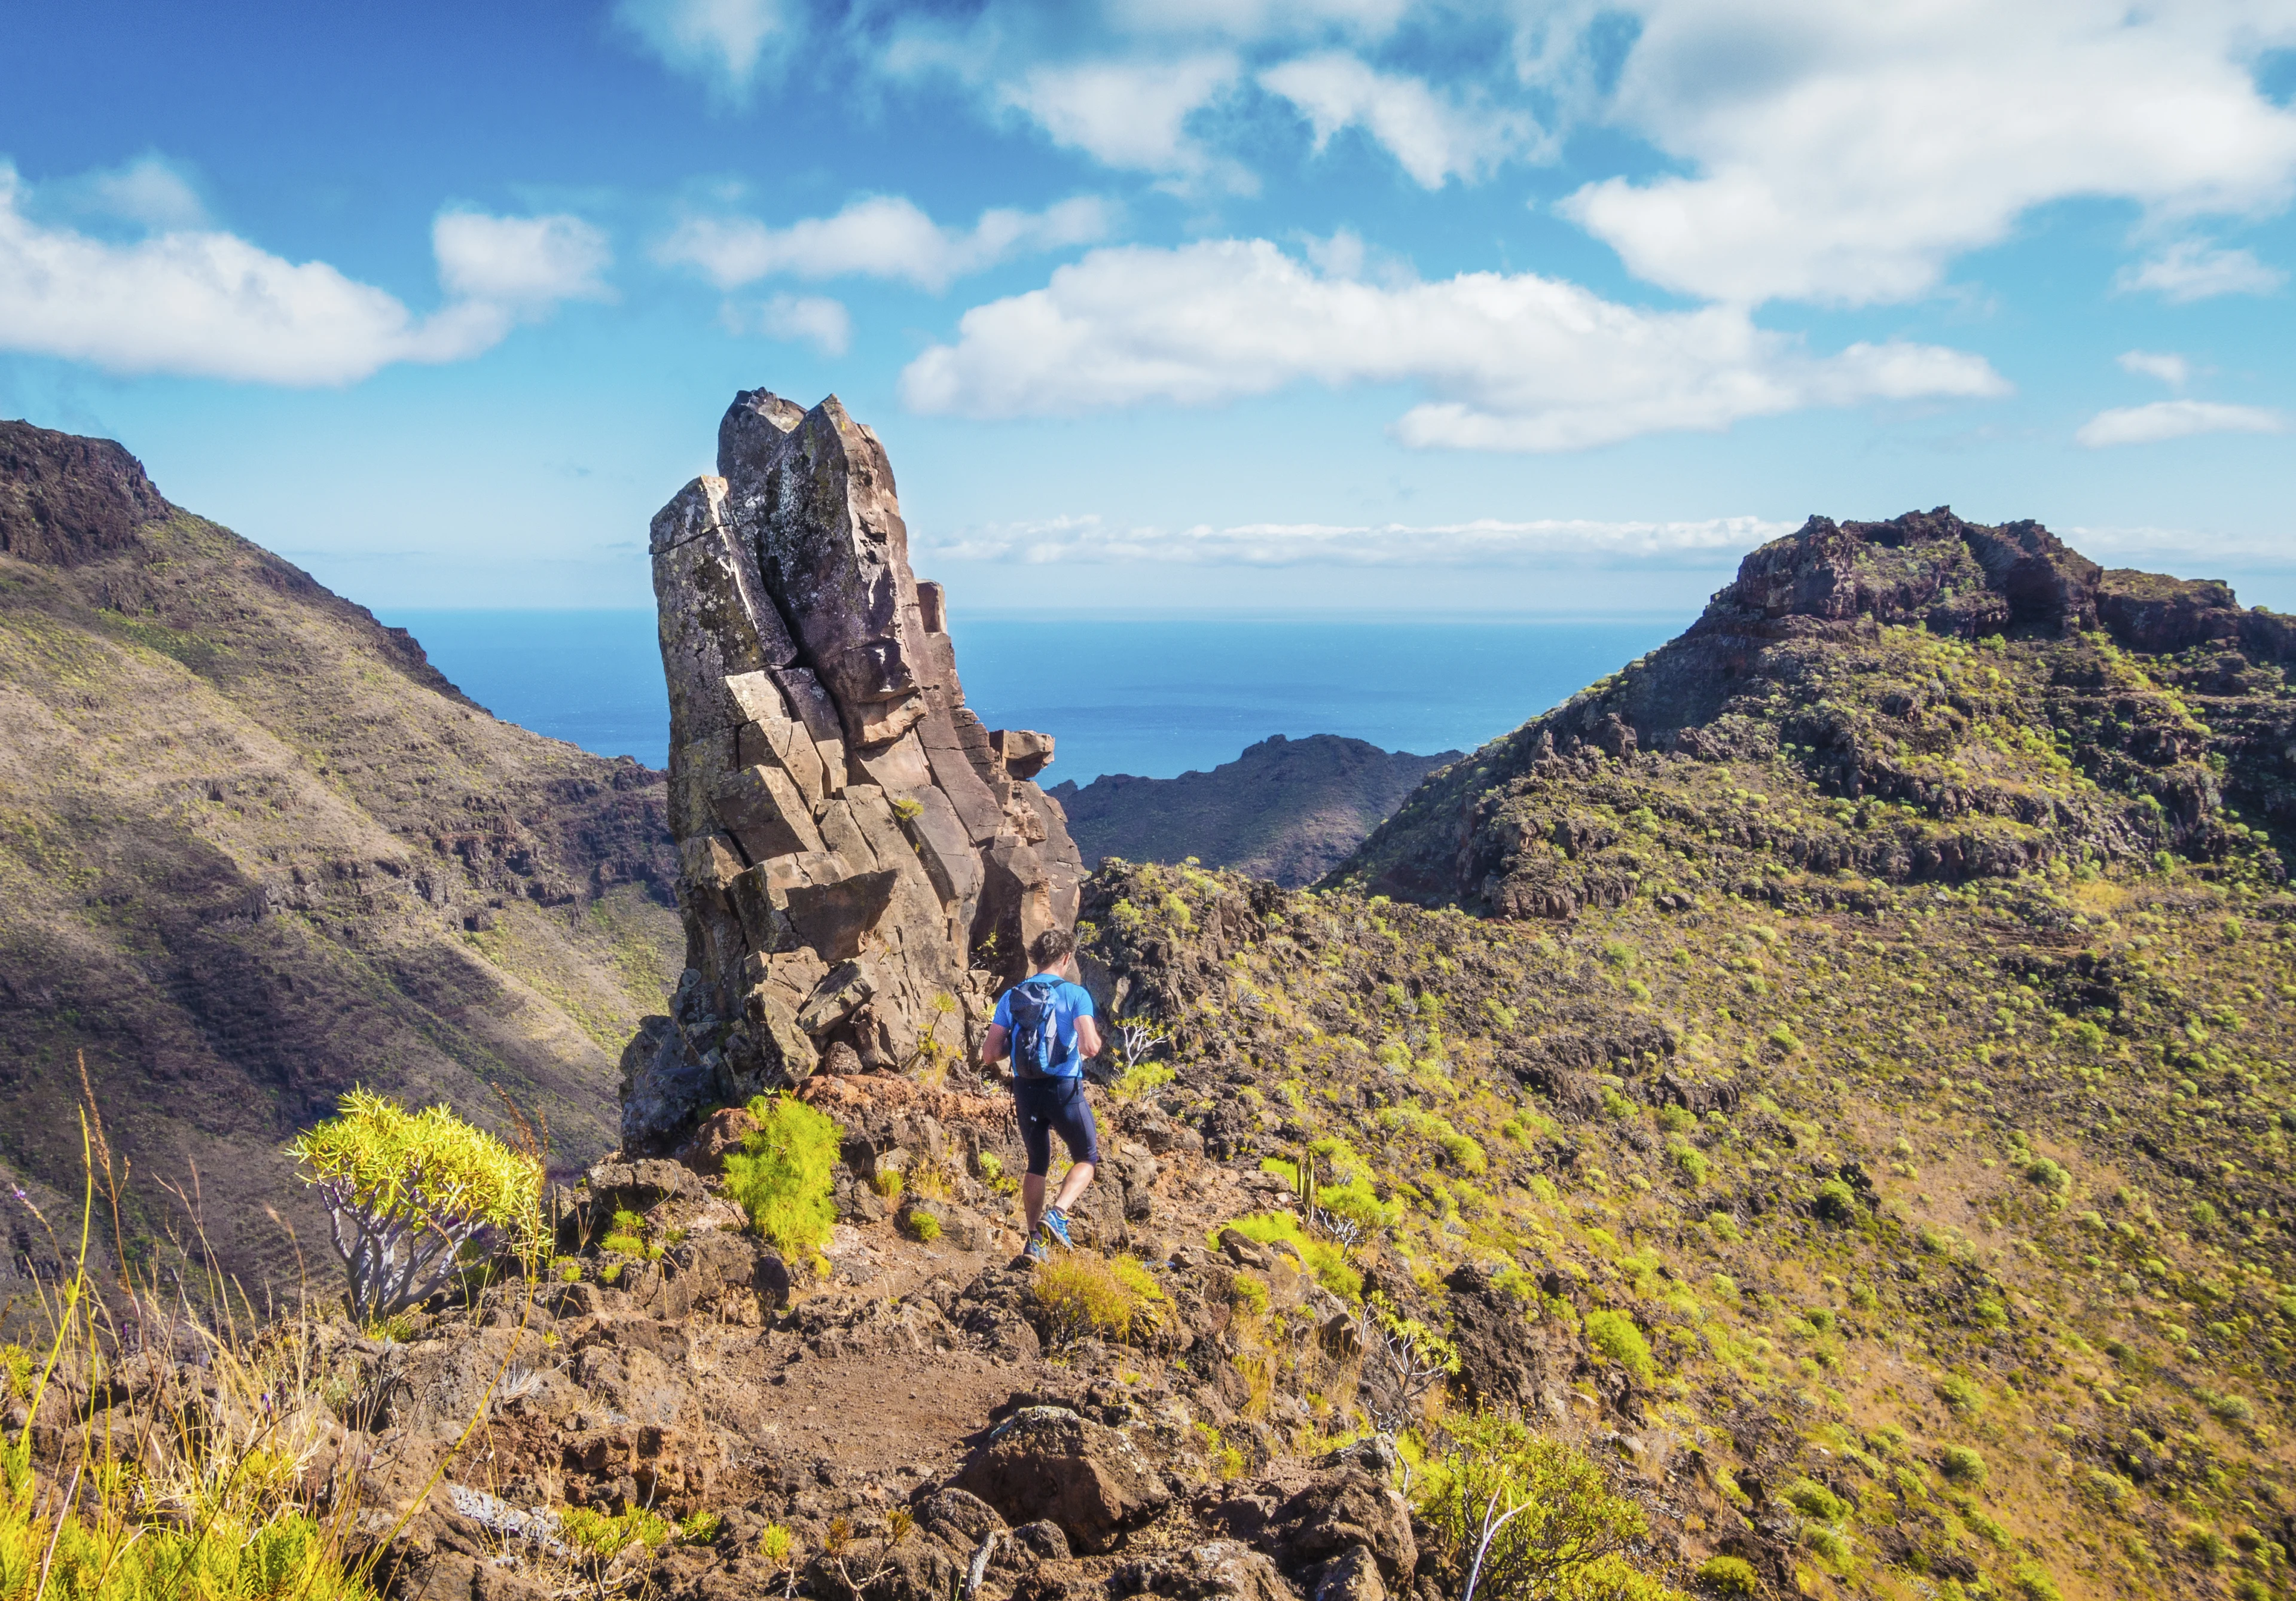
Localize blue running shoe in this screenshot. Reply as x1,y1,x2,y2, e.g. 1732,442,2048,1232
1022,1234,1050,1264
1039,1205,1076,1251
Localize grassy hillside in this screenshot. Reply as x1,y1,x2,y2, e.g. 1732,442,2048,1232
0,422,680,1291
1063,512,2296,1598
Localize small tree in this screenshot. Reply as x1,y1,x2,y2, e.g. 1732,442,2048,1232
1419,1411,1675,1601
1110,1013,1172,1074
288,1089,544,1324
1358,1291,1461,1438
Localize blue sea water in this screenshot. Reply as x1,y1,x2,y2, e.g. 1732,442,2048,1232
381,611,1681,782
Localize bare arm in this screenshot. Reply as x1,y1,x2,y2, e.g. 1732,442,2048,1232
1076,1015,1103,1060
980,1023,1009,1066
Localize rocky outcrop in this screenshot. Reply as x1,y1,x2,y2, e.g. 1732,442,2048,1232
1335,507,2296,912
626,390,1084,1151
0,420,174,566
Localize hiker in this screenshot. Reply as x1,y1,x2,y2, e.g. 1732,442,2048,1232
979,927,1103,1262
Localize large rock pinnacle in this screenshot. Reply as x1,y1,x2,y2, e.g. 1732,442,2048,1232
622,389,1084,1151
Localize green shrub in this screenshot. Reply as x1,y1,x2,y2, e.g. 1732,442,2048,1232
1814,1177,1858,1222
1704,1211,1742,1243
2024,1156,2070,1193
1584,1310,1656,1383
1418,1410,1670,1601
1939,1445,1987,1485
287,1088,545,1323
1784,1478,1849,1523
2010,1562,2065,1601
1216,1211,1363,1300
562,1504,673,1560
1033,1253,1167,1343
1938,1374,1984,1415
0,1501,373,1601
901,1208,942,1242
1695,1554,1758,1596
1316,1181,1399,1234
723,1094,843,1261
1659,1138,1706,1185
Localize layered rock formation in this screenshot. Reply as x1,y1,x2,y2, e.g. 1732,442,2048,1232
625,391,1082,1150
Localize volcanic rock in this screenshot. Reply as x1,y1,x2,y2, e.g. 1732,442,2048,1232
629,391,1085,1150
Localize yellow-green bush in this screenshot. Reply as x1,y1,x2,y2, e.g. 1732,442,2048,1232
1032,1253,1167,1343
1584,1309,1655,1383
1940,1444,1988,1486
286,1088,544,1322
1694,1554,1758,1596
0,1495,374,1601
723,1094,843,1260
1418,1411,1685,1601
561,1503,672,1560
1216,1212,1363,1300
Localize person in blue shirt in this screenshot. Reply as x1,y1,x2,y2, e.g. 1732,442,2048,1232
979,926,1103,1261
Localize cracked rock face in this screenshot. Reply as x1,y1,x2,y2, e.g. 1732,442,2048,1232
624,389,1083,1151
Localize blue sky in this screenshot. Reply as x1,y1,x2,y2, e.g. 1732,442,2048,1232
4,0,2294,618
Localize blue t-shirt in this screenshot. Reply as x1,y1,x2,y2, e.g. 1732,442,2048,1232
991,976,1096,1078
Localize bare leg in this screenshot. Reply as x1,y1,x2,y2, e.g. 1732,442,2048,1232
1052,1161,1094,1213
1022,1172,1047,1238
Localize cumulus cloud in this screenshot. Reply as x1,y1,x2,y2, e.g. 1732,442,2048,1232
2075,400,2283,449
736,292,852,355
1559,0,2296,304
435,211,612,306
1002,55,1242,178
613,0,793,103
1260,52,1537,186
918,511,1794,565
658,194,1112,292
0,164,606,385
899,238,2007,451
2115,239,2286,301
2117,350,2190,389
43,153,209,231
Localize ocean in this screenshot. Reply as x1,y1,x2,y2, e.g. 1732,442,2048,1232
381,611,1682,782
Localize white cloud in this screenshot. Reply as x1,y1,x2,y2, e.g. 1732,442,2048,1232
0,164,605,385
743,292,852,356
1260,52,1538,187
434,211,612,306
658,194,1112,292
1558,1,2296,304
2115,239,2286,301
45,153,208,231
1002,55,1241,178
918,511,1794,565
2076,400,2283,448
2117,350,2190,389
899,238,2007,451
613,0,792,103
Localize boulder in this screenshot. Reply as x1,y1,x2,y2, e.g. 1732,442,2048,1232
673,1106,758,1174
1258,1468,1416,1584
1312,1546,1385,1601
1109,1541,1299,1601
954,1406,1170,1553
990,729,1056,780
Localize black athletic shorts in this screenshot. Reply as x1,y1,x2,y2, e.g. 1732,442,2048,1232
1012,1074,1100,1177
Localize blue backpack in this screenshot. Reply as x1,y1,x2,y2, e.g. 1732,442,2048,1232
1007,977,1067,1079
